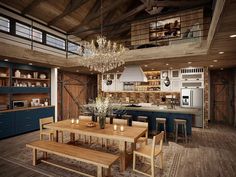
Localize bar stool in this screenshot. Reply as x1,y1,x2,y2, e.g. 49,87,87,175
137,115,148,122
156,117,167,142
122,114,132,126
174,119,187,143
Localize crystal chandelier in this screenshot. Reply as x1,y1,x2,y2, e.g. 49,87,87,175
79,0,126,73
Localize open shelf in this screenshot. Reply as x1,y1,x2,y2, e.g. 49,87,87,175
12,77,49,81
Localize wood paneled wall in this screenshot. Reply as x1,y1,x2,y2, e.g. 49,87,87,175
57,71,97,120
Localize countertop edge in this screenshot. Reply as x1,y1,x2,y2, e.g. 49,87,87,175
0,106,55,113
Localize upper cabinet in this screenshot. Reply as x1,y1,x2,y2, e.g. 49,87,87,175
180,68,204,88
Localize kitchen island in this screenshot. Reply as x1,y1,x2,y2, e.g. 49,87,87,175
86,104,202,135
121,105,200,135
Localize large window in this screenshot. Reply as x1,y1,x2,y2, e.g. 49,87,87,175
0,16,10,32
32,28,42,42
16,22,31,39
46,34,65,49
68,42,80,53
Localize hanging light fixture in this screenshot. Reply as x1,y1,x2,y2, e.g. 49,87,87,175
79,0,126,73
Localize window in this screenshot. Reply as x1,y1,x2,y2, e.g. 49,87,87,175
0,16,10,32
46,34,65,49
16,22,31,39
32,28,42,42
68,42,80,53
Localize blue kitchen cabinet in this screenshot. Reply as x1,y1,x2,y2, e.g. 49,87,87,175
0,112,15,139
15,109,38,134
11,87,50,94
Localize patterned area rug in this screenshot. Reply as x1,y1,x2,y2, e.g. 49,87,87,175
0,131,182,177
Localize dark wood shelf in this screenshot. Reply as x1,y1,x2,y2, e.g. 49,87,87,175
12,77,49,81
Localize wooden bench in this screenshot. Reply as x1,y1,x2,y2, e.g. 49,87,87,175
26,141,119,177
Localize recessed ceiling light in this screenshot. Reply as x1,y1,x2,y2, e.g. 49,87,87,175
76,70,79,72
144,65,148,67
170,67,173,69
4,59,8,62
213,60,218,63
210,65,214,68
220,68,224,70
230,34,236,38
219,51,224,54
117,70,119,72
28,63,33,65
91,72,94,74
151,68,154,71
166,63,169,66
188,61,192,64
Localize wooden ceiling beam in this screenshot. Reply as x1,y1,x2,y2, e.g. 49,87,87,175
21,0,45,15
69,0,126,34
72,3,145,36
48,0,87,26
148,0,211,7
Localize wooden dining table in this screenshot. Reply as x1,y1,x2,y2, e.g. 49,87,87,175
44,119,147,172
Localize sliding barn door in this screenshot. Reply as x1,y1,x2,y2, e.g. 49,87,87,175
211,69,235,125
57,72,97,120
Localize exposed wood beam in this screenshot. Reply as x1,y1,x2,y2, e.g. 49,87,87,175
48,0,87,26
69,0,126,34
149,0,211,7
72,4,145,36
22,0,45,15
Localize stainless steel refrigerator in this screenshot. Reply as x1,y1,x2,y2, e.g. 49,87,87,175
181,88,203,127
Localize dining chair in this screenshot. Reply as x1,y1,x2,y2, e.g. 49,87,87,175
133,131,164,177
113,118,128,125
39,117,63,143
132,121,148,145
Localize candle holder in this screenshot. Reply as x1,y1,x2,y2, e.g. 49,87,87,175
76,119,79,124
71,118,75,124
120,125,124,132
113,124,117,131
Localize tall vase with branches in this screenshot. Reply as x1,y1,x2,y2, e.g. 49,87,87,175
95,96,109,129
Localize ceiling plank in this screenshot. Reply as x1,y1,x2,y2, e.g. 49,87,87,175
48,0,87,26
21,0,45,15
69,0,126,34
150,0,211,7
72,4,146,36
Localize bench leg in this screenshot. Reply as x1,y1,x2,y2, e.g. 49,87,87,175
97,166,103,177
43,152,48,160
33,148,37,166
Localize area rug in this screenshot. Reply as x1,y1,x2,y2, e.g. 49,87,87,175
0,131,182,177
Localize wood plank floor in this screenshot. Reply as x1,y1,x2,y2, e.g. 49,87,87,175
0,124,235,177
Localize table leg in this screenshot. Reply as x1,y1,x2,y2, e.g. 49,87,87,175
33,148,37,166
119,141,127,172
55,130,59,142
70,133,75,143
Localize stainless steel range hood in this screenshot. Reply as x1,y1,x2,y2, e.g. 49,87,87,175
120,65,147,82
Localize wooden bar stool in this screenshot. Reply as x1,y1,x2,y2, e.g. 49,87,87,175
137,115,148,122
122,114,132,126
174,119,187,143
156,117,167,142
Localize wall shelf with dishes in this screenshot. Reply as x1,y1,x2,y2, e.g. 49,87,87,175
134,71,161,91
0,61,51,110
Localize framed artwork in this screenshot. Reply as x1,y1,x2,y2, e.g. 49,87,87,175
149,17,181,41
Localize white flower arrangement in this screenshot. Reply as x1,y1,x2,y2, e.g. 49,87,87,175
95,96,109,116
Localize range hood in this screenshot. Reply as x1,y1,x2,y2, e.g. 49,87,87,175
120,65,147,82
